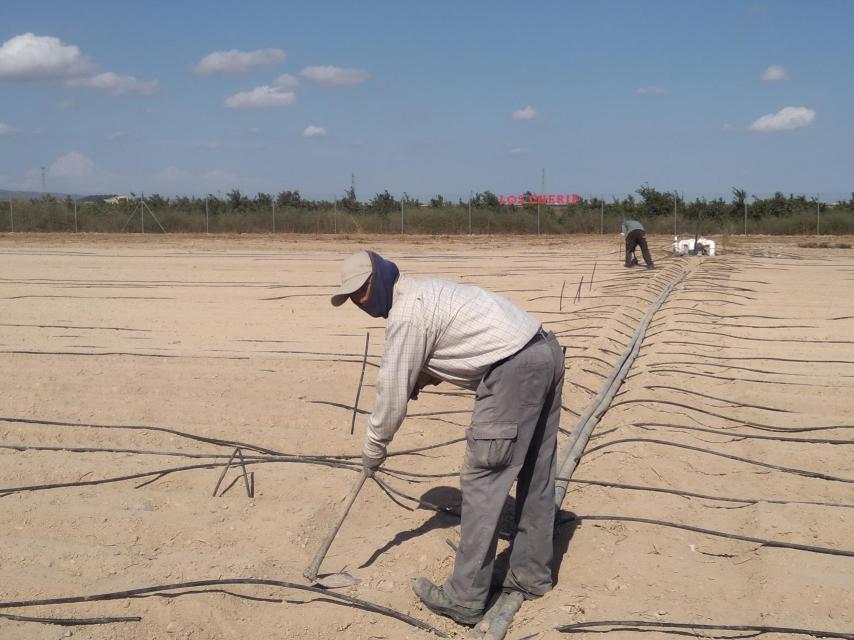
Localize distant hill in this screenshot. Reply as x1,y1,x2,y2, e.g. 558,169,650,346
0,189,69,200
0,189,117,202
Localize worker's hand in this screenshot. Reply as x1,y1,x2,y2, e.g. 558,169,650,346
362,452,386,476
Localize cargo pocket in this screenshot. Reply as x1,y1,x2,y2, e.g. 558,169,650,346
466,422,518,469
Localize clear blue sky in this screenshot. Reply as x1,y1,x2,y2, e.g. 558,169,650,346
1,1,851,201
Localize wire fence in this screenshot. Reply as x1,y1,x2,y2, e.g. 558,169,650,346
2,196,853,236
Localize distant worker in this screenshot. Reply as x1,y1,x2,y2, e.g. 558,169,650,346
331,250,565,626
622,219,655,269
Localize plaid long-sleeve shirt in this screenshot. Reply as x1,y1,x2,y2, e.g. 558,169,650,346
363,274,541,459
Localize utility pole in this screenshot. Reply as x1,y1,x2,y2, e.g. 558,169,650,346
673,191,678,237
600,197,604,234
816,194,821,235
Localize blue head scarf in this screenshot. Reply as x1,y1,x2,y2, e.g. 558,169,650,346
356,251,399,319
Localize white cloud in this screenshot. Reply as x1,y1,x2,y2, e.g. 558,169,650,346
749,106,816,133
272,73,299,89
192,48,285,75
50,151,95,178
511,105,538,120
299,65,369,86
637,85,666,95
761,65,788,82
55,98,76,110
302,125,327,138
507,147,531,155
224,85,296,108
0,33,158,100
67,71,158,95
0,33,94,80
0,122,17,136
721,123,735,132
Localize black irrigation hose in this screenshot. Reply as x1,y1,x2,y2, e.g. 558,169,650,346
309,400,472,420
528,293,657,304
0,612,141,625
678,289,756,301
581,367,609,378
641,366,841,388
678,279,758,292
642,340,749,352
565,354,614,367
0,455,371,497
0,433,466,463
555,620,854,639
568,381,598,395
662,307,792,321
632,421,854,445
0,447,473,497
560,514,854,558
666,296,746,306
0,416,288,457
605,399,854,433
0,443,240,459
568,478,854,510
0,579,446,637
583,437,854,483
372,474,462,519
0,321,151,332
647,328,854,345
653,351,854,365
670,319,816,329
0,348,243,361
638,385,792,413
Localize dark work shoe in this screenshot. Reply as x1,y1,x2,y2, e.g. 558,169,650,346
646,263,656,269
502,586,543,601
413,577,482,626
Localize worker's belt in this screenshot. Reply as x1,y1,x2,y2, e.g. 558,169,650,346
521,327,549,350
488,328,549,374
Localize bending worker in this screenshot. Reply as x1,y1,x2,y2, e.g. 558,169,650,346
331,250,565,626
622,218,655,269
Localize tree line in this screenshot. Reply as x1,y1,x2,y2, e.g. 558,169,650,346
4,184,853,235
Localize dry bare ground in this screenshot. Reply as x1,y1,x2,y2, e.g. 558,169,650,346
0,233,852,640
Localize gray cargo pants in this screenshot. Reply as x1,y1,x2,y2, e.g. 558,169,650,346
444,329,565,610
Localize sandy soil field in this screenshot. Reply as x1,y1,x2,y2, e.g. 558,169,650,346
0,233,852,640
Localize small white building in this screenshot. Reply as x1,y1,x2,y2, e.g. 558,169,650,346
104,195,131,205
